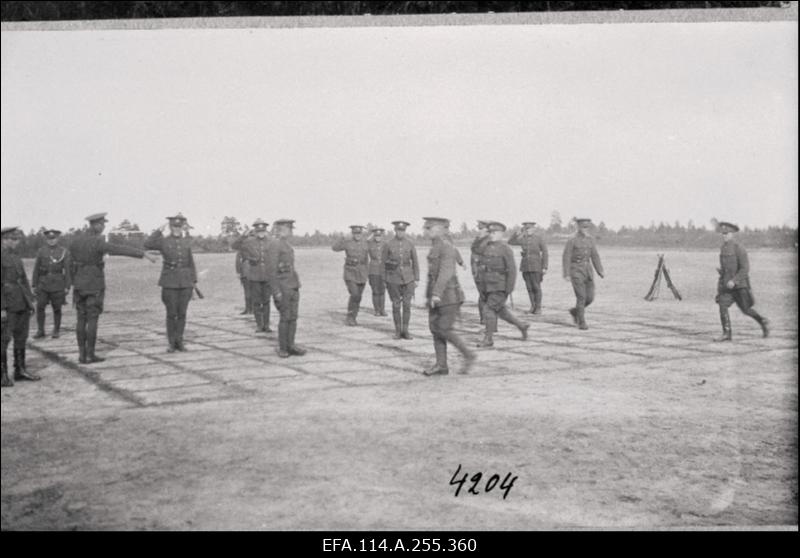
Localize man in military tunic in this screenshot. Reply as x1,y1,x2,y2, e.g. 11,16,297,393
232,219,276,333
381,220,419,339
422,217,476,376
713,221,769,341
270,219,306,358
144,213,198,352
69,213,155,364
509,221,548,314
471,221,490,325
333,225,370,326
562,218,604,330
235,230,254,315
1,227,39,386
366,227,387,316
475,221,529,347
32,229,72,339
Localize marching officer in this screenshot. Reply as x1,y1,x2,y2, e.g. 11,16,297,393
562,218,604,330
422,217,475,376
270,219,306,358
144,213,198,353
475,221,529,347
332,225,369,326
366,227,387,316
714,221,770,341
69,213,156,364
471,221,490,325
32,229,72,339
381,220,419,339
235,229,254,315
508,221,548,314
1,226,39,386
232,219,276,333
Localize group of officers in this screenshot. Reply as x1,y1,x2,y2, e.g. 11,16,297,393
1,213,770,386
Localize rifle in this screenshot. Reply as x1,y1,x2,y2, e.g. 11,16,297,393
193,285,205,299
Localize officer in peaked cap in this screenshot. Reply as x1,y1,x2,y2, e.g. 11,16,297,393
471,220,491,326
1,226,39,386
713,221,769,341
562,218,604,330
144,213,198,352
235,228,256,316
381,220,419,339
69,212,156,364
332,225,370,326
270,219,306,358
509,221,549,314
231,218,276,333
32,228,72,340
366,227,388,316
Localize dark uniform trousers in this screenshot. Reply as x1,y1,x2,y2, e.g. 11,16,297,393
241,276,252,313
522,272,543,310
249,280,273,330
36,290,66,334
162,288,193,348
33,246,71,336
427,239,471,371
74,289,104,358
570,270,595,317
276,287,300,352
345,279,366,319
368,275,385,314
477,242,522,337
273,238,302,353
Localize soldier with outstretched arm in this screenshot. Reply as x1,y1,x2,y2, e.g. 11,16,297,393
32,228,72,339
562,218,604,330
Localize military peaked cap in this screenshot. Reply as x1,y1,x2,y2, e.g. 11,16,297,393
349,225,365,232
252,218,269,228
43,229,62,237
476,220,490,229
1,226,20,238
575,218,593,226
522,221,537,227
167,213,188,225
371,227,385,233
487,221,507,232
717,221,739,233
391,220,411,230
423,217,450,228
85,212,108,223
273,218,295,227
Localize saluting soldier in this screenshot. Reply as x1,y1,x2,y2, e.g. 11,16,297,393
366,227,388,316
270,219,306,358
232,219,276,333
471,221,490,325
32,229,72,339
562,218,604,330
235,229,254,315
381,220,419,339
1,226,39,386
713,221,770,341
475,221,529,347
422,217,476,376
332,225,370,326
69,213,156,364
144,213,198,353
508,221,548,314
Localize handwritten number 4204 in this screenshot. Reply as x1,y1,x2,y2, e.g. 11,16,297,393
449,464,517,500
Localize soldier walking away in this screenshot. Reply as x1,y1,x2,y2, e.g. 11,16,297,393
271,219,306,358
1,226,39,386
422,217,476,376
713,221,770,342
333,225,370,326
232,219,276,333
381,220,419,339
509,221,548,314
32,229,72,339
144,213,198,353
471,221,490,325
475,222,529,348
69,213,156,364
562,218,604,330
235,230,254,315
366,227,388,316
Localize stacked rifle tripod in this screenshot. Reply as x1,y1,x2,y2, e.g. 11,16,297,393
644,254,682,301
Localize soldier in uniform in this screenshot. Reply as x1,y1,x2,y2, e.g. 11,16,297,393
1,226,39,386
713,221,770,341
422,217,476,376
366,227,387,316
332,225,370,326
471,221,490,325
32,229,72,339
69,213,156,364
232,219,275,333
270,219,306,358
381,221,419,339
475,221,529,347
144,213,198,353
508,221,548,314
235,230,254,315
562,218,604,330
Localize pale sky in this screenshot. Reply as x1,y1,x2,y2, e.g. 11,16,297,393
2,20,797,236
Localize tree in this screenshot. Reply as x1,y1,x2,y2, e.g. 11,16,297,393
220,216,241,236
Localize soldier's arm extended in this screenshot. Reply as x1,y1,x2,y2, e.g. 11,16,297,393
733,244,750,286
411,243,420,282
432,245,455,300
101,238,147,259
541,237,549,271
143,229,164,251
504,245,517,293
562,238,573,279
331,237,347,252
591,242,605,278
230,233,245,251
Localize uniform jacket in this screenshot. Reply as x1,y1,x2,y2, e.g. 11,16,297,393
69,230,145,292
232,235,276,282
477,241,516,293
32,245,72,293
381,236,419,285
1,247,34,312
508,231,549,273
718,240,751,291
144,230,197,289
426,238,464,306
562,234,603,280
470,236,488,280
367,239,386,277
271,238,300,293
332,237,369,283
235,250,250,278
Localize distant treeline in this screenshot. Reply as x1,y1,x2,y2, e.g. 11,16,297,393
0,1,786,21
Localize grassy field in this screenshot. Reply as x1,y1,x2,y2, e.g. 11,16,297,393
1,244,797,529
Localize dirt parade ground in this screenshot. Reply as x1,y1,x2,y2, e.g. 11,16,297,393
1,246,796,530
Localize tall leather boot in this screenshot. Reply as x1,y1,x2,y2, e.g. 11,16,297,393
446,331,476,375
423,337,449,376
533,290,542,315
477,316,495,347
254,308,264,333
372,294,381,316
288,320,306,356
52,310,62,338
714,308,732,342
379,294,387,316
14,347,41,381
176,314,187,351
76,315,87,363
527,289,536,314
401,303,413,340
499,307,529,339
34,306,46,338
277,321,290,358
576,306,588,330
86,318,105,363
1,351,12,387
346,298,357,326
392,307,402,339
166,316,176,352
746,309,770,338
263,303,272,333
